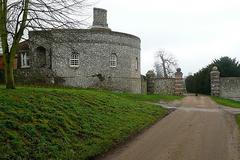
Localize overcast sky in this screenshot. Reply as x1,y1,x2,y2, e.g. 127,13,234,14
89,0,240,76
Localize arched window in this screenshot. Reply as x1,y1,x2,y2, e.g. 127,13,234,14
110,53,117,68
135,57,138,71
70,52,79,67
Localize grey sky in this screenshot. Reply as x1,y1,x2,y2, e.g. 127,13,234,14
92,0,240,76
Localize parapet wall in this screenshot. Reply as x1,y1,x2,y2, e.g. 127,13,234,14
29,29,141,49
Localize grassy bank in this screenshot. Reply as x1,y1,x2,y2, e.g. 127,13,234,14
0,86,181,159
211,97,240,108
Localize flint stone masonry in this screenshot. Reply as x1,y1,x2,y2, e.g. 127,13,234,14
210,66,220,96
145,69,185,95
210,66,240,100
175,68,184,95
141,75,147,94
154,78,175,95
220,77,240,100
146,70,155,94
16,8,141,93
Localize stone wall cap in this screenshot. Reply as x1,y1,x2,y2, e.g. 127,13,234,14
220,77,240,79
176,68,181,72
212,66,218,71
155,77,175,80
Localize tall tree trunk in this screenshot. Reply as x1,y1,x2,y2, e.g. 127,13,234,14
161,56,168,78
4,54,15,89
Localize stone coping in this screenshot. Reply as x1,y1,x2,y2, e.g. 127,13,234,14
220,77,240,79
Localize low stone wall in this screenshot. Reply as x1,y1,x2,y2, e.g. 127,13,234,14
154,78,175,94
210,66,240,100
15,68,56,85
94,77,142,93
145,69,185,95
16,69,142,93
220,77,240,100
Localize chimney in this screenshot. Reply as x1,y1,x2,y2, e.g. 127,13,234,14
92,8,110,30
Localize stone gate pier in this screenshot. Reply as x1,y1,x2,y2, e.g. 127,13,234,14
210,66,220,96
175,68,184,95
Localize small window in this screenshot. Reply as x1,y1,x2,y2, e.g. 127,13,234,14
110,53,117,68
70,52,79,67
135,57,138,71
21,52,30,68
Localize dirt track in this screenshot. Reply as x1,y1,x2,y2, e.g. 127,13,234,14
98,96,240,160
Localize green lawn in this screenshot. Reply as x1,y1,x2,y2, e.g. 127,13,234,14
0,86,181,159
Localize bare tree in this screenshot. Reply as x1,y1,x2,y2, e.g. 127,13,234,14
0,0,91,89
154,49,177,78
154,61,163,78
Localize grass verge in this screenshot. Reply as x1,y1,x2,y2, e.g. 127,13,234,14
0,86,181,159
211,96,240,108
